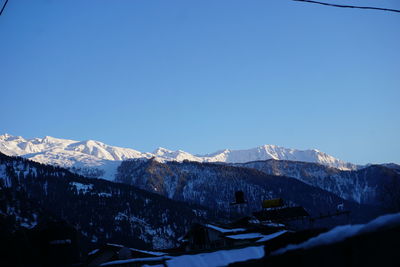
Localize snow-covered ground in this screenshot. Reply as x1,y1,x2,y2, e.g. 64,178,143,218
164,246,264,267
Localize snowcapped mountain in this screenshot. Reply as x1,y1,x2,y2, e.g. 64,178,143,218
152,145,356,170
199,145,357,170
0,134,154,180
0,133,356,180
0,134,151,160
153,147,204,162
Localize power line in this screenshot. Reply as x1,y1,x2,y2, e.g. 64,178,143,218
0,0,9,16
292,0,400,13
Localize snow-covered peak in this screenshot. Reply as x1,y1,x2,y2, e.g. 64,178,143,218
0,134,146,161
0,133,12,140
199,144,354,170
153,147,173,155
153,147,203,162
0,133,26,142
42,135,69,143
65,139,145,161
0,134,154,180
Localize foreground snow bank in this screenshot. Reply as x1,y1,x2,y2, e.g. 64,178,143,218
274,212,400,255
164,245,264,267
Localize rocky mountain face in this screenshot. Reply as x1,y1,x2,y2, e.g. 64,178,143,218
0,152,215,250
115,159,379,225
235,160,400,210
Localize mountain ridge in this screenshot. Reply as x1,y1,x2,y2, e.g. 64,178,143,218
0,134,357,180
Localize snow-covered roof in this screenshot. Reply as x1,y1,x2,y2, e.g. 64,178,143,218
129,247,166,256
100,256,171,266
257,230,288,242
105,243,124,248
205,224,246,233
226,230,287,242
226,233,264,240
104,243,166,256
88,248,99,255
265,222,285,227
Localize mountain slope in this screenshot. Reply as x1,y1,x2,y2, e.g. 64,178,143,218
115,159,378,225
0,152,216,250
235,159,400,209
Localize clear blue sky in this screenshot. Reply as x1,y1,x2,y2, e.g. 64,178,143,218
1,0,399,164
